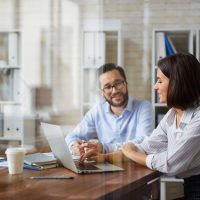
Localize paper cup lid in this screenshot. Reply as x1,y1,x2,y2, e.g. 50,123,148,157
5,147,25,154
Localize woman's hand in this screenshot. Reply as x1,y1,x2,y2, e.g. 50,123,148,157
121,143,147,166
121,143,137,158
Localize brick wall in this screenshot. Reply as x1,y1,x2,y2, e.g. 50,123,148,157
76,0,200,102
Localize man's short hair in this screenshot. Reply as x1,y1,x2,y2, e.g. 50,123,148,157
98,63,127,83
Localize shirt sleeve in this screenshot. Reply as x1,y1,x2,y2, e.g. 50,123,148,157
144,109,200,176
138,123,168,154
65,107,97,151
133,100,154,144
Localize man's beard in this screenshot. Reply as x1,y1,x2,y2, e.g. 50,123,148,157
104,91,128,108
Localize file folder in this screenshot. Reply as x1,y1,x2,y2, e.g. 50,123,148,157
155,32,166,63
164,34,174,56
3,105,22,137
8,33,19,66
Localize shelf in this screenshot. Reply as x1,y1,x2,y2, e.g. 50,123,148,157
0,65,20,69
0,101,21,105
81,20,123,116
152,28,195,127
0,31,23,145
152,29,194,67
0,136,21,141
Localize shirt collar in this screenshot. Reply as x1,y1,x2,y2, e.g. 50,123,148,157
167,107,197,129
126,97,134,112
181,107,196,124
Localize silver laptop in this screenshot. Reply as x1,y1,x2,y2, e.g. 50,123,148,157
41,122,124,174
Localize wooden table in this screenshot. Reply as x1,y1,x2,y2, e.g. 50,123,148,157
0,161,160,200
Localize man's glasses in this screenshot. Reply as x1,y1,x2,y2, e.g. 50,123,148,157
101,80,125,94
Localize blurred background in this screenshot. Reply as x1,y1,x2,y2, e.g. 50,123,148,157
1,1,200,199
0,0,199,150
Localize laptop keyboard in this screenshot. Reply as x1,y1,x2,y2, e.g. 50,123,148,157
74,161,100,170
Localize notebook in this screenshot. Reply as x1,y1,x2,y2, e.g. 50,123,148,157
24,153,58,170
41,122,124,174
24,162,58,170
24,153,57,166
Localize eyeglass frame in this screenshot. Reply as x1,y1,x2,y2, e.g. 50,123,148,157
101,79,126,94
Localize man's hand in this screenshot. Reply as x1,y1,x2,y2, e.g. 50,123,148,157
79,140,102,154
72,140,102,156
71,140,86,156
79,149,107,164
79,149,125,165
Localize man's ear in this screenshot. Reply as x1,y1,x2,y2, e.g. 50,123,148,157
98,82,103,96
99,89,104,97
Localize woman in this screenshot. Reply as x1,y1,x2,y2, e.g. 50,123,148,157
121,53,200,199
80,53,200,199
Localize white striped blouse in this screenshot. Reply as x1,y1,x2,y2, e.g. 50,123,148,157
136,106,200,178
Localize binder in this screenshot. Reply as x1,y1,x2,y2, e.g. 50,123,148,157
155,32,166,63
0,69,12,101
12,69,20,102
164,34,174,56
83,32,105,68
0,33,8,66
167,35,177,53
8,33,18,66
3,105,23,137
0,112,3,136
84,32,95,67
95,32,105,68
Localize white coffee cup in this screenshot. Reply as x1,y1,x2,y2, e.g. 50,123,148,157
5,147,25,175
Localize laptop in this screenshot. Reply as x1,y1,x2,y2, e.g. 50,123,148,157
41,122,124,174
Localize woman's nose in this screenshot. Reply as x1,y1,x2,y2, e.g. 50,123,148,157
154,83,158,90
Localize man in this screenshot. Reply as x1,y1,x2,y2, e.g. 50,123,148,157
65,63,153,156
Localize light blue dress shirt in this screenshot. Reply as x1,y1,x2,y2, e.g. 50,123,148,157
65,97,153,153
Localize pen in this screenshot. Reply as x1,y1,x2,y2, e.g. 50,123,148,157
30,175,74,179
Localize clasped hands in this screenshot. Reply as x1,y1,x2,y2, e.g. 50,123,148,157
72,140,103,164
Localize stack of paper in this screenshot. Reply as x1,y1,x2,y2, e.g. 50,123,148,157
24,153,58,170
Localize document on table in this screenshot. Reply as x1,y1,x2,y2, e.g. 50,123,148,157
0,160,7,169
0,152,80,170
